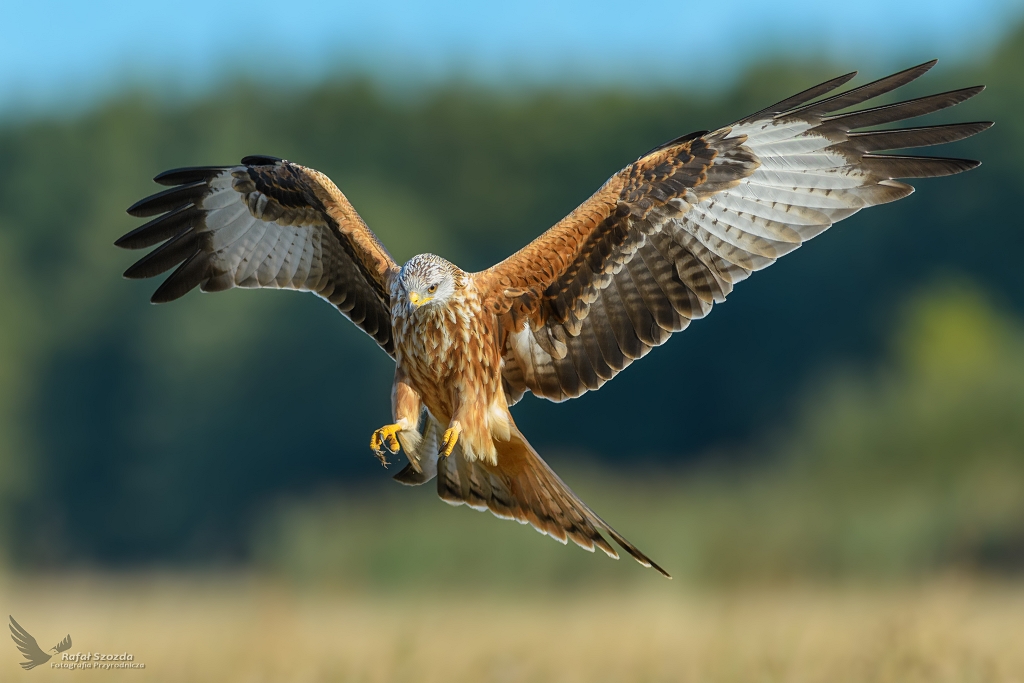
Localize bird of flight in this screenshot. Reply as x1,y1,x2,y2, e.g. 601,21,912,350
117,61,989,578
9,616,72,670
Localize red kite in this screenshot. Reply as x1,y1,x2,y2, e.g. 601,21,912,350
118,61,989,577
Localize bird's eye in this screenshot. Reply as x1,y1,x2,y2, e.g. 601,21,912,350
427,284,438,293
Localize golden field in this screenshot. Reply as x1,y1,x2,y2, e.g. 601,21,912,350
3,574,1023,683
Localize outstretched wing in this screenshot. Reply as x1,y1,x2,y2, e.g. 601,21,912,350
478,61,990,403
118,156,399,355
53,634,72,653
9,616,51,670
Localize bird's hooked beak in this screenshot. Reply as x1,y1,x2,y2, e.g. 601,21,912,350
408,291,433,307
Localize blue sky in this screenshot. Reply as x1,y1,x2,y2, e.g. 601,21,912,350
4,0,1022,110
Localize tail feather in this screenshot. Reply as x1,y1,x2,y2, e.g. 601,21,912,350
391,414,670,577
434,422,671,578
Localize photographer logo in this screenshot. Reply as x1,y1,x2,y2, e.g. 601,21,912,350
9,616,145,671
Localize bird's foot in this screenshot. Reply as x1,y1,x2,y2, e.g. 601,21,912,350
439,422,462,457
370,423,403,467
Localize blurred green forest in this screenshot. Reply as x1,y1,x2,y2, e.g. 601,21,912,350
0,26,1021,576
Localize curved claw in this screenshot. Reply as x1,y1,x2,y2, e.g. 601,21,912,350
371,423,403,467
439,423,461,458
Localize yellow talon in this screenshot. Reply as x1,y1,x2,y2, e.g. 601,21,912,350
370,423,402,467
439,423,461,457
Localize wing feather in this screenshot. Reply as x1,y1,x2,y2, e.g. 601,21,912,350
478,62,989,403
118,158,398,355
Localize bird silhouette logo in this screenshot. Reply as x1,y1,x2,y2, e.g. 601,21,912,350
9,616,72,670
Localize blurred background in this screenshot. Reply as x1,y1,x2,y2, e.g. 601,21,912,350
2,1,1024,680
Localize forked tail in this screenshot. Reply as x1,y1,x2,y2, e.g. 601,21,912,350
394,417,670,578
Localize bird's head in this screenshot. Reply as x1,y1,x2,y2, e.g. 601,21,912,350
397,254,462,314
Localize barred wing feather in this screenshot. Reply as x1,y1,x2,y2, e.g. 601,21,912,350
118,157,399,355
482,60,990,404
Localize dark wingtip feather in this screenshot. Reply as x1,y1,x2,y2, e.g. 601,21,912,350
743,70,859,123
115,203,197,250
788,59,940,119
122,229,198,279
240,155,283,166
150,252,210,303
826,85,987,129
126,181,207,217
153,166,224,187
847,121,994,152
863,154,981,179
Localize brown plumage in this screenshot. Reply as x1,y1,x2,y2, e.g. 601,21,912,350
117,62,990,578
